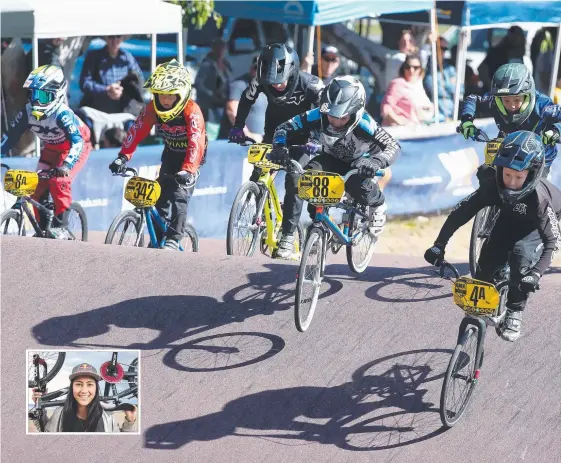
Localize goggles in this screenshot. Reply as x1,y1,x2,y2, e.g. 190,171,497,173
29,89,55,106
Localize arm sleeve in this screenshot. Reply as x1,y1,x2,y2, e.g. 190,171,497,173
538,96,561,133
234,77,261,128
370,125,401,168
460,93,488,121
273,108,322,145
56,110,84,167
534,202,561,275
127,54,144,86
1,109,29,155
182,104,207,173
118,105,157,159
79,51,107,95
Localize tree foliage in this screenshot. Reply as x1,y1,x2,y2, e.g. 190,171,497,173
167,0,222,30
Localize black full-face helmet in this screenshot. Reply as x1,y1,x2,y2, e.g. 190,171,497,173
257,43,300,105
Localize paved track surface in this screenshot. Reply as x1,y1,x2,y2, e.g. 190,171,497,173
2,236,560,462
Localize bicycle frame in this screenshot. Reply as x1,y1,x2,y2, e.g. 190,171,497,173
312,202,368,247
139,205,186,251
255,168,283,250
10,196,60,237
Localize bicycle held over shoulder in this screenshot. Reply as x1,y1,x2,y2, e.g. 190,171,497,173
292,159,385,332
0,164,88,240
105,166,199,251
226,138,304,259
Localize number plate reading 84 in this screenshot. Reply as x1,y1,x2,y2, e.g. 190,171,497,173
124,177,161,207
3,170,39,196
453,277,500,316
297,171,345,204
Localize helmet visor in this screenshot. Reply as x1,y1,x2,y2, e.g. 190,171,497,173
495,94,529,116
29,89,54,106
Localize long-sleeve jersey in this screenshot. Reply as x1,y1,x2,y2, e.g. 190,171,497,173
1,103,88,167
274,108,401,168
119,100,206,174
234,71,324,138
436,179,561,275
460,91,561,166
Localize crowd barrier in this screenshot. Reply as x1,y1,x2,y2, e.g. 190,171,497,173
2,120,560,238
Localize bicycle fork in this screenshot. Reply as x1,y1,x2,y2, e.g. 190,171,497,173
456,316,487,382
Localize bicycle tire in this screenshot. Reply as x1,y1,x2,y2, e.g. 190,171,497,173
295,227,324,332
181,224,199,252
127,357,138,391
105,210,144,247
0,209,25,236
346,208,376,274
27,352,66,388
294,222,305,256
226,181,261,256
469,206,498,277
67,202,88,242
440,326,479,428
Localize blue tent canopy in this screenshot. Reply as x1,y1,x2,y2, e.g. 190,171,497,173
213,0,434,26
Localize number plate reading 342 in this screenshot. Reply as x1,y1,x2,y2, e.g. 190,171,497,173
124,177,161,207
3,170,39,196
453,277,500,315
298,171,345,204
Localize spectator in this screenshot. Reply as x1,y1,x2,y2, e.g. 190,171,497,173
310,46,342,85
383,29,429,92
101,127,126,149
194,38,233,124
381,54,434,127
532,27,557,94
218,55,267,142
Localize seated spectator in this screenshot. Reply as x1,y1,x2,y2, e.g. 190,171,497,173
101,127,126,149
218,55,267,142
381,54,434,127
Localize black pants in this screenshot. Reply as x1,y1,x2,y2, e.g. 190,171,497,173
154,165,195,243
475,217,543,312
303,154,385,222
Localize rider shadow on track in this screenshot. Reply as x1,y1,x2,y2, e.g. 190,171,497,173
144,348,450,452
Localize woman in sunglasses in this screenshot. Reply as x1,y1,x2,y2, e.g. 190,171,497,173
1,65,92,239
381,54,434,127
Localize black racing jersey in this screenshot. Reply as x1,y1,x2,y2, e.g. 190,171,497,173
234,71,324,139
436,179,561,275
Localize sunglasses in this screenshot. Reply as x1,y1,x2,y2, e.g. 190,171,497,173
323,56,339,63
405,64,421,71
29,89,54,105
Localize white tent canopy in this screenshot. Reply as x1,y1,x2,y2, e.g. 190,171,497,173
0,0,183,38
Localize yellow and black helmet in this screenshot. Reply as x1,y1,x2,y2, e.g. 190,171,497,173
144,59,192,123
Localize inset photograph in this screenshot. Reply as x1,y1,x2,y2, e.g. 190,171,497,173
27,350,139,434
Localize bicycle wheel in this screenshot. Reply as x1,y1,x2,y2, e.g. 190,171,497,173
0,209,25,236
67,202,88,242
227,181,261,256
180,224,199,252
346,208,376,274
440,326,480,428
127,357,138,392
469,206,498,277
27,351,66,387
295,227,325,332
105,210,144,247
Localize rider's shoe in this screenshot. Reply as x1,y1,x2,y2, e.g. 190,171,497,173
273,233,296,260
47,227,70,240
162,239,179,251
501,309,523,342
368,203,387,237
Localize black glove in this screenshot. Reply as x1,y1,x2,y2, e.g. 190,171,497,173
109,155,128,174
519,270,540,293
268,145,290,166
51,162,71,178
175,170,195,186
352,157,382,178
424,242,446,266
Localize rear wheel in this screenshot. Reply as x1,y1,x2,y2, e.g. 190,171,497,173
0,209,25,236
105,210,144,247
67,203,88,242
227,181,262,256
346,207,376,274
180,224,199,252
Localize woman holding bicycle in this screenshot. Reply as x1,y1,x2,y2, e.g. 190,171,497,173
109,59,207,250
32,363,137,432
425,131,561,342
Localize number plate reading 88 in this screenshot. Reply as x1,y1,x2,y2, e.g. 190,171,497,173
124,177,162,207
297,172,345,204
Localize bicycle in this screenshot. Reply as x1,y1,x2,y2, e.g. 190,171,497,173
458,129,503,277
105,167,199,251
293,159,385,332
437,259,514,428
0,164,88,240
226,138,304,259
28,351,138,432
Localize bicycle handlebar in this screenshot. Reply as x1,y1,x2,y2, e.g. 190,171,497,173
456,125,490,143
288,159,385,180
438,260,460,280
113,166,139,177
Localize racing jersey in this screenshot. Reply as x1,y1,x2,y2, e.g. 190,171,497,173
436,179,561,275
274,108,401,168
460,91,561,166
234,71,324,139
119,100,206,174
1,103,89,167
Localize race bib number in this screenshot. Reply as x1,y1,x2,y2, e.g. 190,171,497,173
453,277,500,315
298,171,345,204
3,170,39,197
247,144,280,170
124,177,161,207
484,139,503,166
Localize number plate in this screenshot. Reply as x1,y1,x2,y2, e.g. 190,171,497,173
297,171,345,204
453,277,500,315
3,170,39,196
484,139,503,166
124,177,161,207
247,144,280,170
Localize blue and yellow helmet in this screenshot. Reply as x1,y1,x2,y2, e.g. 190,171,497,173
23,65,67,120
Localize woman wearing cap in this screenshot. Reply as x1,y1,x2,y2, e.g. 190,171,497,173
31,363,137,432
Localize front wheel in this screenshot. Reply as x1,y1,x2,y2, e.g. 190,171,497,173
346,208,377,274
67,202,88,242
295,227,325,332
105,210,144,247
440,326,480,428
27,351,66,387
469,206,498,277
180,224,199,252
227,181,262,256
0,209,25,236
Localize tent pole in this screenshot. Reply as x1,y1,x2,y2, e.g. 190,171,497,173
177,29,184,65
453,27,467,121
151,34,157,73
430,7,440,124
549,21,561,100
32,35,40,158
306,25,315,61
